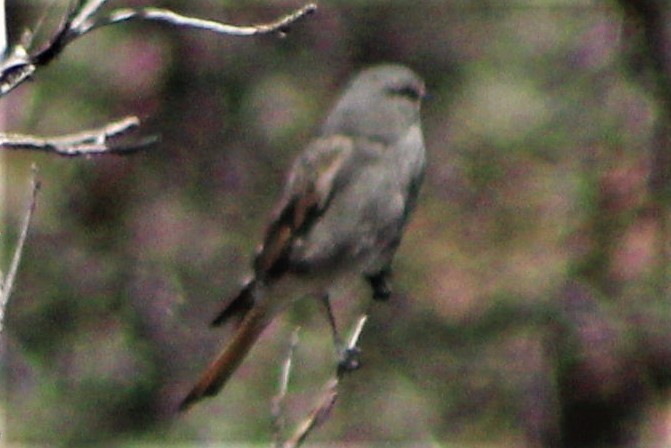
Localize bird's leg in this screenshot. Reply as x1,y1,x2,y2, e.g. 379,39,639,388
320,292,342,350
365,268,392,301
319,293,361,373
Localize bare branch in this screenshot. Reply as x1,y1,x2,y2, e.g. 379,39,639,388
0,1,316,157
93,3,318,38
0,165,40,333
0,45,32,96
71,0,108,32
281,314,369,448
272,327,301,448
347,315,369,349
0,116,158,156
284,378,338,448
0,0,7,58
0,1,317,97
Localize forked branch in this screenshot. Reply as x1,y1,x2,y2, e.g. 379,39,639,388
0,1,317,157
0,1,317,97
273,315,369,448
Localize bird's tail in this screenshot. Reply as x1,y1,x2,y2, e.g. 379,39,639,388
210,280,255,327
179,305,272,412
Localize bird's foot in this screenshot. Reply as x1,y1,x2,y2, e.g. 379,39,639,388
366,272,392,301
337,346,362,375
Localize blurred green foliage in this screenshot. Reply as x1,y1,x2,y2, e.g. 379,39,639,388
2,0,671,446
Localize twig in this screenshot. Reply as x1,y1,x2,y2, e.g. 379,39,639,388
93,4,318,38
272,327,301,448
347,315,369,351
0,116,158,156
0,1,317,97
0,0,7,58
0,165,40,332
282,314,369,448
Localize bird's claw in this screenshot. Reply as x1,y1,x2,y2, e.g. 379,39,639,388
337,346,362,374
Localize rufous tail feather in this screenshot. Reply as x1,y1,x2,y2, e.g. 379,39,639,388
179,306,271,412
210,281,255,327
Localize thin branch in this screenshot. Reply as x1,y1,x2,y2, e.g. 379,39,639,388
282,314,369,448
272,327,301,448
93,4,318,38
285,378,338,448
0,1,316,157
0,165,40,333
71,0,108,32
0,116,158,156
0,0,7,59
0,1,317,97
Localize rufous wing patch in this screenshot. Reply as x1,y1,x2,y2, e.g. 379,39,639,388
253,136,354,279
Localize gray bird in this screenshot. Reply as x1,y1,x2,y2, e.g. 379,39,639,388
180,64,426,411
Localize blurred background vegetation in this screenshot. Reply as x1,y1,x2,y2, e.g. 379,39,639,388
2,0,671,446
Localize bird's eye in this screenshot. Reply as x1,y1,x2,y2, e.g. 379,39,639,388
386,84,424,100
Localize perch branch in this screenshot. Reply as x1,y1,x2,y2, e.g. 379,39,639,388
0,165,40,332
0,0,6,57
0,116,157,156
272,327,301,448
0,1,317,97
276,315,369,448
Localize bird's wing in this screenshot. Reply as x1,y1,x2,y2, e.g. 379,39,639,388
254,135,355,279
210,135,355,328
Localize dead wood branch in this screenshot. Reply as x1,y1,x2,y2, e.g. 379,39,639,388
0,165,40,332
273,315,369,448
0,1,317,97
0,116,157,156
